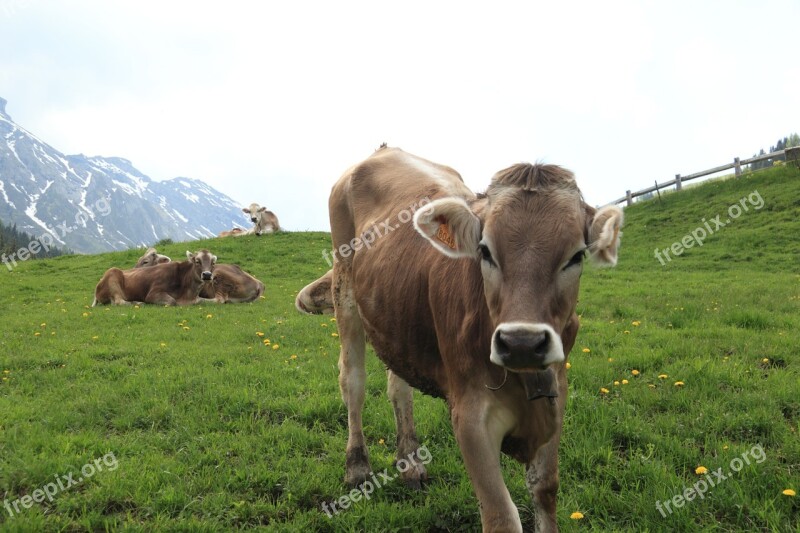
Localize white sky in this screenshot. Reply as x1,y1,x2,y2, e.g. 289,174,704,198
1,0,798,231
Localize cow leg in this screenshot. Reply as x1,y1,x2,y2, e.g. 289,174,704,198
387,370,427,488
525,368,567,533
451,400,522,532
333,265,371,487
145,293,177,306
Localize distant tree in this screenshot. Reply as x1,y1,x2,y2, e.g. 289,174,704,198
154,238,174,247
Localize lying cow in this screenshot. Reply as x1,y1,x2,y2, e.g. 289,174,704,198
134,247,171,268
328,146,623,532
93,250,216,306
242,203,281,235
295,269,334,314
201,264,265,303
218,227,245,238
132,248,264,304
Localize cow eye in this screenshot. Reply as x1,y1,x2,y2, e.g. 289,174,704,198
564,250,586,270
478,242,496,267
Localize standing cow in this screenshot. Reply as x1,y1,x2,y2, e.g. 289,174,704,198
328,146,622,532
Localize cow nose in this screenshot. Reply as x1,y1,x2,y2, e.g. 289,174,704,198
490,323,565,371
202,271,213,281
251,218,258,223
495,329,550,368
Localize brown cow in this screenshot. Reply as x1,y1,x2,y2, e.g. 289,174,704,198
242,203,281,235
295,269,334,314
131,248,264,304
134,247,171,268
201,264,265,303
328,146,622,532
218,227,245,238
93,250,217,306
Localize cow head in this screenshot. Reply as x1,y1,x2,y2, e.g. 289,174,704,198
414,164,622,373
134,247,171,268
186,249,217,282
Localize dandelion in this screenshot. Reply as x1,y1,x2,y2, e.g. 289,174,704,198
600,388,609,394
570,512,584,520
134,305,140,309
762,358,769,364
613,381,620,386
695,466,708,475
378,438,385,445
582,348,590,353
34,332,40,337
160,343,167,348
782,489,796,497
290,354,297,359
648,384,656,389
206,314,213,319
631,320,641,326
674,381,685,387
330,318,336,322
621,379,629,385
183,326,190,331
331,333,339,337
82,312,89,318
256,332,265,337
631,369,640,376
623,330,630,334
565,362,571,370
658,374,668,380
92,336,99,340
2,370,9,374
40,323,46,327
272,344,280,350
607,357,614,362
321,323,328,328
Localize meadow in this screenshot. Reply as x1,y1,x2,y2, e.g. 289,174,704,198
0,164,798,532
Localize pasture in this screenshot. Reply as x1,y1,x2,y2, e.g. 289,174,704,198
1,164,798,532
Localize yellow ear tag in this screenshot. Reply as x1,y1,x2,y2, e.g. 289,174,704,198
436,222,457,249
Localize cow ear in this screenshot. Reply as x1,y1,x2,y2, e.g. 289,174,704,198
588,205,623,266
186,251,194,260
258,207,267,213
242,208,249,213
211,255,217,264
414,198,481,259
145,247,156,255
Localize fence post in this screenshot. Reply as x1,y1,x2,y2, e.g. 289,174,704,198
626,190,632,206
675,174,682,191
734,157,741,177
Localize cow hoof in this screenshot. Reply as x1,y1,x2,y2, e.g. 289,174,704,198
344,446,372,488
398,462,428,490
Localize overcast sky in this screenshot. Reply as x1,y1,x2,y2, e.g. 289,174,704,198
2,0,798,231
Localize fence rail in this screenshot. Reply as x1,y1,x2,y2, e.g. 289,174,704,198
610,147,798,206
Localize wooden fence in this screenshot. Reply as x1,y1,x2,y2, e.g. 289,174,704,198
610,147,799,206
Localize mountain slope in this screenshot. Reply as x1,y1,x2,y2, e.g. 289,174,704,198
0,97,249,253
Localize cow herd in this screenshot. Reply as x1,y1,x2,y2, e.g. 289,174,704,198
91,202,275,307
90,146,623,532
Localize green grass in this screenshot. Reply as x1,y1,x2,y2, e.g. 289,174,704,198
1,165,799,532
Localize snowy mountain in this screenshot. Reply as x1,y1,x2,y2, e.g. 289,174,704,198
0,97,250,253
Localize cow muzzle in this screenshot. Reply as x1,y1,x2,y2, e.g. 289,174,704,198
201,271,213,281
250,217,258,223
490,322,564,371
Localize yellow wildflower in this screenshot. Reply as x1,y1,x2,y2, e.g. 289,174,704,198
600,388,609,394
621,379,629,385
674,381,685,387
782,489,796,497
570,512,584,520
631,369,640,376
582,348,590,353
658,374,668,380
695,466,708,475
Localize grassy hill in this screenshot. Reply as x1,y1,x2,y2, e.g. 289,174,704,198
1,165,798,532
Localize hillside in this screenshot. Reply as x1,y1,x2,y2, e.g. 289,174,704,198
0,97,249,253
0,165,797,531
